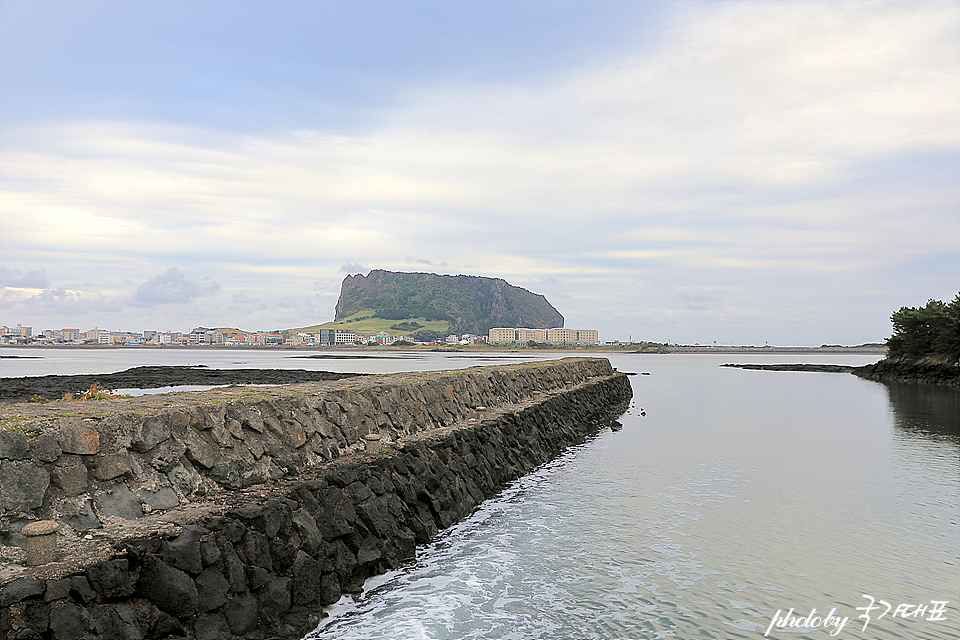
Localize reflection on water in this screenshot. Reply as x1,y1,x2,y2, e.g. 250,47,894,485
883,382,959,608
113,384,229,396
884,381,960,436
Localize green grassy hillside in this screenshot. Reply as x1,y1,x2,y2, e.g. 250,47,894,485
291,310,453,339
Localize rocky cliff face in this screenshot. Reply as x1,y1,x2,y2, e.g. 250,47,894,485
334,270,564,335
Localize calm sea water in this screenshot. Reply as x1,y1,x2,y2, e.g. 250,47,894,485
2,349,957,639
307,353,957,640
0,346,561,378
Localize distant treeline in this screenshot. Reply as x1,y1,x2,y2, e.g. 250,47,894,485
886,294,960,362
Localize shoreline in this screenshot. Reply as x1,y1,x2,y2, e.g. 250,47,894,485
1,343,888,355
722,359,960,387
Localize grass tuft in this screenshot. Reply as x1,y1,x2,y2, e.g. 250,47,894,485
79,382,115,402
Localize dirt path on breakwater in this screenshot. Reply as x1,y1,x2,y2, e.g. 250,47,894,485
0,366,364,403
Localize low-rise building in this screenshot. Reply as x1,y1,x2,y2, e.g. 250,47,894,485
189,327,215,345
224,333,249,346
287,333,316,346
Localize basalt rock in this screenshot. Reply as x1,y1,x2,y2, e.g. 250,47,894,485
853,358,960,387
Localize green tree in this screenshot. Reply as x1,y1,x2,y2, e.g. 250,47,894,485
886,294,960,361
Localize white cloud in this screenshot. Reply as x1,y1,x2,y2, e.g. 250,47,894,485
1,0,956,342
0,267,50,289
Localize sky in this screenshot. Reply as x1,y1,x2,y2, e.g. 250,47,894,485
1,0,958,345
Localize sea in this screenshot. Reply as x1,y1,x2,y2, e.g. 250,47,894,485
1,347,957,640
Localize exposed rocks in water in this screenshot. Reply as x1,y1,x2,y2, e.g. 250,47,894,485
723,361,960,387
852,359,960,387
721,363,856,373
0,366,364,403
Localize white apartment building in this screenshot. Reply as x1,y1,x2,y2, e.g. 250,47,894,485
547,328,599,345
488,327,599,345
158,332,182,344
334,330,362,344
188,328,225,345
488,327,547,344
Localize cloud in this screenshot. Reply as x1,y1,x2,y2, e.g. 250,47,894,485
0,286,121,321
405,257,449,268
678,288,723,311
0,1,956,343
132,267,220,306
0,267,51,289
228,291,267,312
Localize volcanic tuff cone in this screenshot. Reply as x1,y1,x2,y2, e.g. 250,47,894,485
334,270,564,336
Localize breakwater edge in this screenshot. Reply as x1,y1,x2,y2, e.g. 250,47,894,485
0,357,632,639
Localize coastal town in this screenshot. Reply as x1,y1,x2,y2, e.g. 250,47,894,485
0,323,600,347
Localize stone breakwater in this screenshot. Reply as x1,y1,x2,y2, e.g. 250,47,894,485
0,358,632,639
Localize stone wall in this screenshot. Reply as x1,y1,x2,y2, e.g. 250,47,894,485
0,358,632,639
